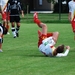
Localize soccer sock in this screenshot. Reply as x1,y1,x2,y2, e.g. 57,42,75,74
11,27,16,36
3,22,5,27
71,17,75,32
16,26,20,33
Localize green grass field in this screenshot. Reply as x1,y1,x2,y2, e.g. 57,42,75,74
0,23,75,75
21,13,69,23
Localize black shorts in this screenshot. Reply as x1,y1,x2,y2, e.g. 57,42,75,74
10,16,20,22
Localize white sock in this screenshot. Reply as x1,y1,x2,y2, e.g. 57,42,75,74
12,31,16,37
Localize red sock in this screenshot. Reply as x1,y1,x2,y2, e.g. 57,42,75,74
33,12,41,25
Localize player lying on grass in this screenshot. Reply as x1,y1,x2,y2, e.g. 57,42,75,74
33,12,70,57
0,23,7,52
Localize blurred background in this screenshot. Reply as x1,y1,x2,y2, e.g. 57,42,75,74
0,0,71,23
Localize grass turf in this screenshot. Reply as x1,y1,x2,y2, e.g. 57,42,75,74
0,23,75,75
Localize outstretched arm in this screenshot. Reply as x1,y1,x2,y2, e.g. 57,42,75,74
56,46,70,57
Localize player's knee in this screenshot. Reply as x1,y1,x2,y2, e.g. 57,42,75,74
55,32,59,36
52,31,59,42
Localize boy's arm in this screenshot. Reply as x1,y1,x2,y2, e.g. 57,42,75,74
56,46,70,57
56,49,69,57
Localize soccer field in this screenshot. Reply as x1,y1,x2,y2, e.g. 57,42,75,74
0,23,75,75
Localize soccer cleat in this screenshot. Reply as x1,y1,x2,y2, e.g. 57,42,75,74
33,12,38,20
16,32,19,37
13,36,16,38
0,49,3,52
74,35,75,40
12,31,16,38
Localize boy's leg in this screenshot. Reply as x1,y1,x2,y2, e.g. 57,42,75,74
71,20,75,40
2,12,10,34
15,16,20,37
34,12,47,37
15,22,20,37
11,22,16,38
71,21,75,32
52,32,59,42
41,23,47,35
38,30,42,37
6,12,10,34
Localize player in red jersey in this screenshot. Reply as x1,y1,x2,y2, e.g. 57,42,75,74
33,12,70,57
68,0,75,39
33,12,59,47
0,0,10,35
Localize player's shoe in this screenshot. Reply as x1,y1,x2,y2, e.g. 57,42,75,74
13,36,16,38
33,12,38,20
0,49,3,52
16,32,19,37
13,32,16,38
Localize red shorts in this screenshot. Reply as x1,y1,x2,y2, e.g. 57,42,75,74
71,21,75,32
38,33,53,47
2,12,10,21
38,34,47,47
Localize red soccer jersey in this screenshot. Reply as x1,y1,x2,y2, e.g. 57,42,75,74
38,33,53,47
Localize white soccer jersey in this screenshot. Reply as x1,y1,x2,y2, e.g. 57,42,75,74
42,37,55,46
68,1,75,21
39,37,70,57
39,37,56,56
0,0,8,11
